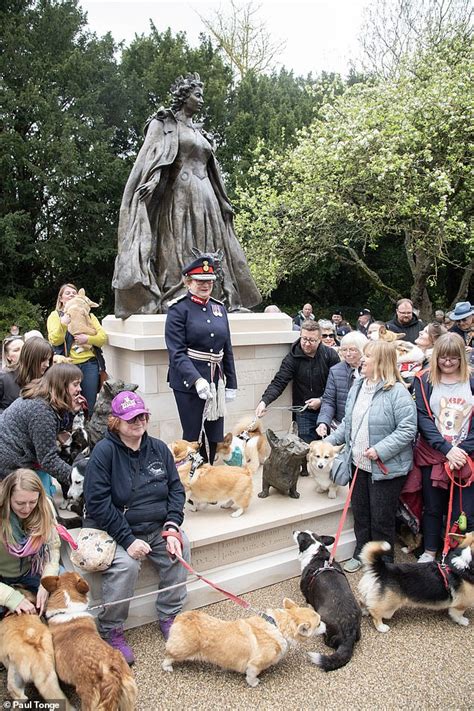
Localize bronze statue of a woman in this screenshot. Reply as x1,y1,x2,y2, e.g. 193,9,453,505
113,73,261,318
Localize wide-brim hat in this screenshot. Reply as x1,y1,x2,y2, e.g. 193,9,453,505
111,391,150,420
448,301,474,321
182,256,216,281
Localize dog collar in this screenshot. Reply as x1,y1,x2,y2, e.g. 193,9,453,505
238,430,251,442
260,612,277,627
308,562,344,585
175,454,192,468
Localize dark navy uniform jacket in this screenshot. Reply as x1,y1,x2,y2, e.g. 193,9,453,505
165,292,237,393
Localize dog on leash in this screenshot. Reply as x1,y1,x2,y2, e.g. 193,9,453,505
293,530,361,671
88,379,138,448
42,572,137,710
224,417,270,476
358,532,474,632
0,614,73,707
162,598,325,687
306,441,344,499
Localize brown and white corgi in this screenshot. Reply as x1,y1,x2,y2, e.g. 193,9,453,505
306,440,344,499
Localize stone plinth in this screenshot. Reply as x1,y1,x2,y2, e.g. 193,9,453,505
102,312,298,440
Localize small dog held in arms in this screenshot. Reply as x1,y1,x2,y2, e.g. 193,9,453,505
42,572,137,710
64,288,99,353
293,530,361,671
162,598,326,687
0,614,72,707
306,441,344,499
358,532,474,633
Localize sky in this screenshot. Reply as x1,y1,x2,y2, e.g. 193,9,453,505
79,0,368,77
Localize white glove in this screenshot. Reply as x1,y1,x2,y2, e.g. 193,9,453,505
225,388,237,402
195,377,212,400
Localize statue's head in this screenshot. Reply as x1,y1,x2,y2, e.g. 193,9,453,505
170,72,204,111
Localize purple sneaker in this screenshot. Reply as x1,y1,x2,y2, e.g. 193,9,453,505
159,616,176,641
105,626,135,665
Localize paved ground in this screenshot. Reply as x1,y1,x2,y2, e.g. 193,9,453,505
1,555,472,711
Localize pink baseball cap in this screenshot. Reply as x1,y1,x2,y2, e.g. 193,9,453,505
111,391,150,420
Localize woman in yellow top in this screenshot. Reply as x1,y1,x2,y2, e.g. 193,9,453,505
47,283,107,412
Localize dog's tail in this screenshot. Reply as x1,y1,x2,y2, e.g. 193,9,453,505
118,675,138,711
97,659,137,711
359,541,391,567
308,631,358,672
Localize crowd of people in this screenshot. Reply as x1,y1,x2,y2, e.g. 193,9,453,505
0,269,472,672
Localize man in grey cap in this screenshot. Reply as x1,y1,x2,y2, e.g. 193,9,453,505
448,301,474,344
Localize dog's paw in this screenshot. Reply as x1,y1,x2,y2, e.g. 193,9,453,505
316,621,326,635
245,675,259,687
162,659,174,672
449,610,469,626
58,500,68,510
328,489,337,499
231,508,244,517
375,622,390,633
220,500,233,509
308,652,323,667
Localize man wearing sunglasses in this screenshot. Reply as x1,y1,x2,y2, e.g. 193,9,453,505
255,321,340,450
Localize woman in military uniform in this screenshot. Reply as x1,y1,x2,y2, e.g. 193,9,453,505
164,256,237,463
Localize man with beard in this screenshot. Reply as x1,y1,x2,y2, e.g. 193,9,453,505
386,298,424,344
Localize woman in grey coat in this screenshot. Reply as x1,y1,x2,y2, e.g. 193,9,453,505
327,340,417,572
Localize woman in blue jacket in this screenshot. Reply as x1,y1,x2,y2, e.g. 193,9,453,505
83,391,190,664
327,340,417,572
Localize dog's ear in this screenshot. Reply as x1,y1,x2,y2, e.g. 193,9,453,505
266,429,278,448
223,432,233,445
283,598,297,609
41,575,60,593
289,420,298,436
320,535,335,547
75,575,90,594
297,621,314,637
334,444,345,453
192,441,200,451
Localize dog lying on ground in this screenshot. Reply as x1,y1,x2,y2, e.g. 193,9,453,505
0,614,73,707
259,426,309,499
42,572,137,710
162,598,325,686
358,532,474,632
88,379,138,448
306,441,344,499
293,530,361,671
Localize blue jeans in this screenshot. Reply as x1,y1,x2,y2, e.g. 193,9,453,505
0,572,40,617
78,357,100,413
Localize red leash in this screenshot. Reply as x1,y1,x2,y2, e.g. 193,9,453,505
441,459,473,562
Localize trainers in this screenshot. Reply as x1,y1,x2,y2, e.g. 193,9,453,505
343,557,362,573
417,552,436,564
105,627,135,665
159,616,176,641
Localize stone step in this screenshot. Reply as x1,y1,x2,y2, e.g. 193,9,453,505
59,475,354,629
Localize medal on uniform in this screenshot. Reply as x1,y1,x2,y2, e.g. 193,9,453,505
212,304,223,317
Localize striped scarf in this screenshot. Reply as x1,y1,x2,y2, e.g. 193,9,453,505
4,513,49,576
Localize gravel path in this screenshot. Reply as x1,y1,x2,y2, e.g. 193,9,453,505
1,562,472,710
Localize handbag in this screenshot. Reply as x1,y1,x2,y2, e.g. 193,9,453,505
331,451,351,486
70,528,116,572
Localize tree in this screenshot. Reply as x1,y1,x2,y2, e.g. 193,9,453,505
198,0,286,80
236,36,473,318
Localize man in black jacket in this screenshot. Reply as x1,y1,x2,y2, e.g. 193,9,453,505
255,321,340,445
386,298,424,344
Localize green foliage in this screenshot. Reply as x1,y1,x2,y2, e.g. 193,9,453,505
0,296,45,337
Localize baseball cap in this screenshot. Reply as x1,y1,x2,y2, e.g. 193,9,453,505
111,391,150,420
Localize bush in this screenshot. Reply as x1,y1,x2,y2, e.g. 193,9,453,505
0,296,45,339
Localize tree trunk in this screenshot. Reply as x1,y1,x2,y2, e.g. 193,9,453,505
450,258,474,308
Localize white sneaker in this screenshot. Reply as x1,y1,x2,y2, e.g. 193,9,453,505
417,552,435,564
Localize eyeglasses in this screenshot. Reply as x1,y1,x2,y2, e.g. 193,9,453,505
438,356,460,363
321,334,334,339
301,337,318,344
127,413,148,424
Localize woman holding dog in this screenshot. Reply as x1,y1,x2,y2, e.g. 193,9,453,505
47,283,107,412
83,390,190,664
327,340,417,572
0,336,53,413
412,332,473,562
0,469,60,617
165,255,237,465
0,364,83,493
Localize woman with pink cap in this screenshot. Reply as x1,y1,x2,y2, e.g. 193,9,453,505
83,390,190,665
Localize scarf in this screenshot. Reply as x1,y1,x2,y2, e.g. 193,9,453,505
4,513,49,576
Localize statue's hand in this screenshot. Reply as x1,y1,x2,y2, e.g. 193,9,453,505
136,180,157,201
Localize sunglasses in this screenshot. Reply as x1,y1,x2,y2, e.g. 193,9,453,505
321,334,335,339
126,413,148,424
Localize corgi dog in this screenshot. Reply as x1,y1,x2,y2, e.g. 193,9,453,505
306,441,344,499
0,614,73,707
162,598,325,687
215,433,247,469
293,530,361,671
64,288,98,353
231,417,270,476
42,572,137,710
168,439,201,469
394,341,425,382
379,325,404,342
358,533,474,633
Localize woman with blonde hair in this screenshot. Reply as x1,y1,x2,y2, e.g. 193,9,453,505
0,469,60,616
0,336,53,413
47,282,107,412
0,364,82,492
1,334,24,370
412,332,473,562
327,340,417,571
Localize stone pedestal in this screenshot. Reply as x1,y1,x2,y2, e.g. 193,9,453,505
102,312,297,439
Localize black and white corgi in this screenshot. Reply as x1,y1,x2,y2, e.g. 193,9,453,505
358,533,474,633
293,530,361,671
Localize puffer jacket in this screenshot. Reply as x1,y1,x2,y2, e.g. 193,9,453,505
317,361,357,430
327,378,417,480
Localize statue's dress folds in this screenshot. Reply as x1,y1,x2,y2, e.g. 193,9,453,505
113,109,261,318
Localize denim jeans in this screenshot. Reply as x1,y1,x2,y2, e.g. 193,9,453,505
78,357,100,413
98,528,190,634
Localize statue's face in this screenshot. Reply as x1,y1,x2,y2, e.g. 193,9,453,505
184,86,204,114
